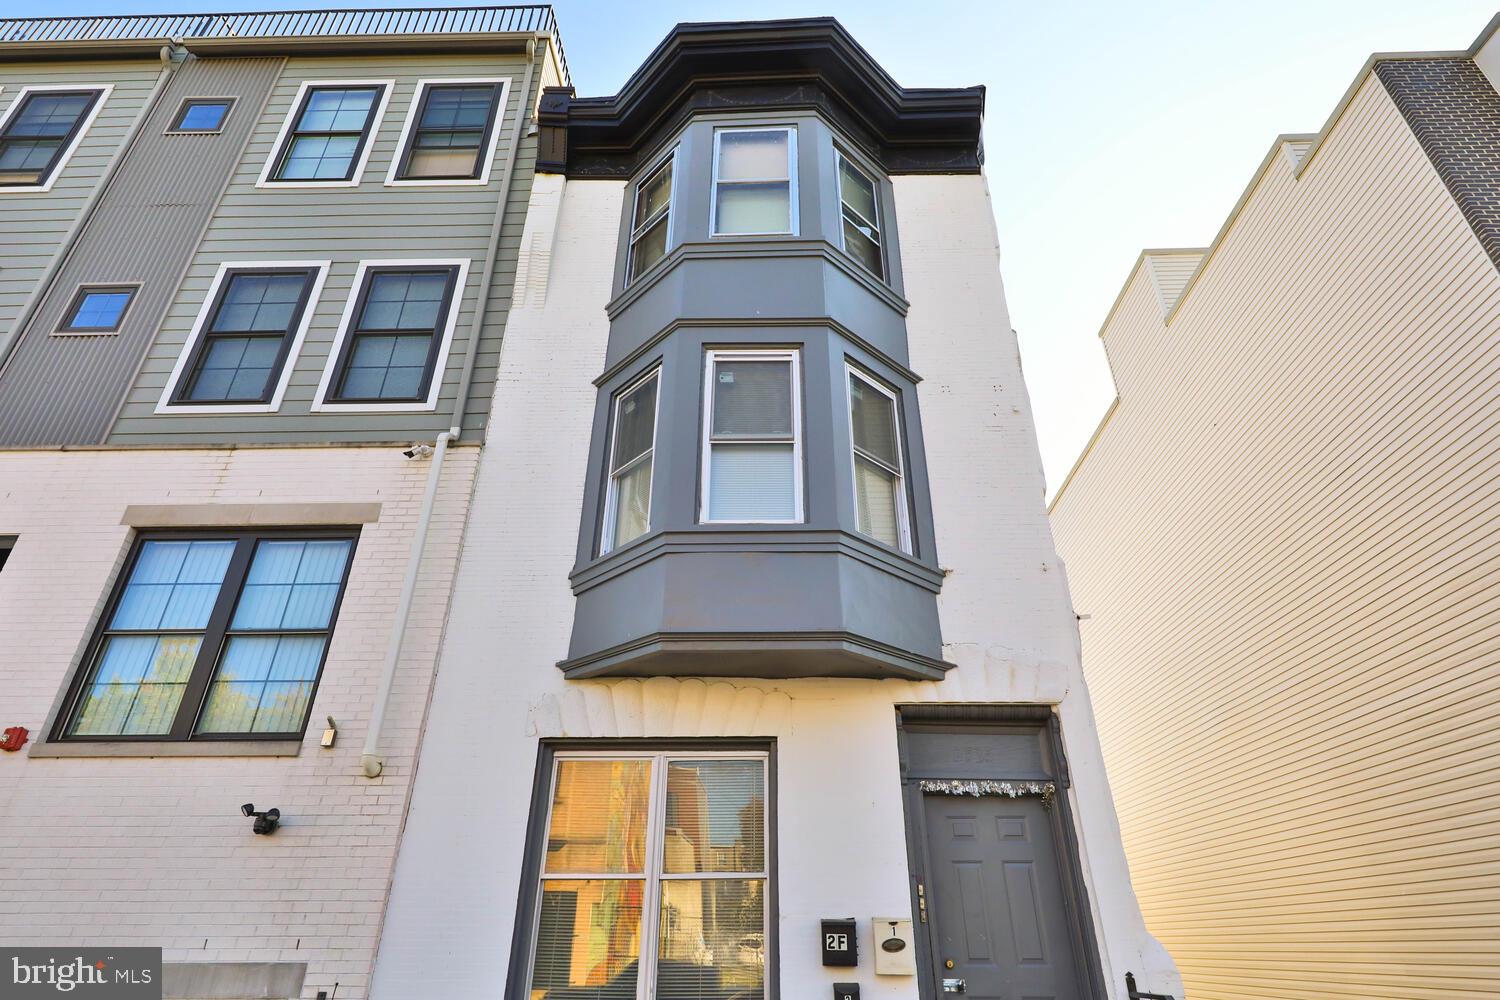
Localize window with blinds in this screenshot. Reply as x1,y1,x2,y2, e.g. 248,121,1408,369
711,127,796,236
628,151,675,282
526,752,770,1000
602,368,660,554
701,350,802,523
847,367,910,551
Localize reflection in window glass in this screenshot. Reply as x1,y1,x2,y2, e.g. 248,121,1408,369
837,152,883,279
704,353,800,522
603,370,659,553
332,267,457,403
0,89,102,187
848,368,908,550
180,270,315,404
529,755,767,1000
172,99,232,132
61,287,134,332
628,153,674,281
399,83,501,179
272,85,381,181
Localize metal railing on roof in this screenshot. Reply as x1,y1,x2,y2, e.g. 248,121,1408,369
0,5,568,84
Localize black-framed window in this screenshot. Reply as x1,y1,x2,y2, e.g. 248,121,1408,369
394,82,503,181
169,98,234,133
173,267,320,405
328,265,459,403
57,284,137,333
57,529,358,741
269,84,385,182
835,151,884,280
0,88,104,188
519,748,773,1000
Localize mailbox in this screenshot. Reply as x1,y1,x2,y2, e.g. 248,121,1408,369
834,984,860,1000
873,917,916,975
821,918,858,967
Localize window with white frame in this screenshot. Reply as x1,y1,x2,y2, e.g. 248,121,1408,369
846,366,910,551
711,127,795,236
525,751,770,1000
0,86,108,190
262,82,388,184
325,263,462,404
602,368,659,554
627,151,675,282
389,79,508,183
835,152,883,279
701,350,802,523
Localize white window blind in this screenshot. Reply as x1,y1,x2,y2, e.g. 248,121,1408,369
847,367,910,550
603,369,660,553
712,127,795,236
702,351,801,523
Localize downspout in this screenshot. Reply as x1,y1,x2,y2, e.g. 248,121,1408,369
360,38,541,779
0,42,185,375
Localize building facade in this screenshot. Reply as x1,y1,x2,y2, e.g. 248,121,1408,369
371,19,1179,1000
0,8,565,999
1049,15,1500,1000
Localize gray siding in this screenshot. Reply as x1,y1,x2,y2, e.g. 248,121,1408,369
0,58,164,347
109,49,542,446
0,56,280,447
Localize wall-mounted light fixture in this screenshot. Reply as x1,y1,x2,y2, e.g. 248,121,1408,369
241,803,280,835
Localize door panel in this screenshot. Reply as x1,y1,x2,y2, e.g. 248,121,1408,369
924,795,1081,1000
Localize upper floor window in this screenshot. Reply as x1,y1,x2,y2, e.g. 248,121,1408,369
0,536,13,576
0,86,108,191
389,79,508,184
847,366,910,551
262,82,389,185
602,368,659,554
58,284,137,334
58,530,356,741
320,262,463,406
165,264,325,409
836,152,884,280
627,151,675,282
701,349,803,523
523,752,770,1000
168,97,234,134
711,127,796,237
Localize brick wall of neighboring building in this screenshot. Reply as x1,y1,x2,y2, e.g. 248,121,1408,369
0,445,478,1000
1377,57,1500,271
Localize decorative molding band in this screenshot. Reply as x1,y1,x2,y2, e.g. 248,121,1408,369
919,779,1057,806
121,502,382,527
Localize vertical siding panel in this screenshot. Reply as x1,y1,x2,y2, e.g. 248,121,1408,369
1051,74,1500,999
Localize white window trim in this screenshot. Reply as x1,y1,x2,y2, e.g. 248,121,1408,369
156,260,331,414
382,76,512,187
600,366,662,555
255,79,394,189
846,365,912,553
834,148,885,278
700,348,804,524
311,257,471,413
524,749,772,1000
625,145,677,284
163,96,237,135
0,83,113,195
709,125,798,238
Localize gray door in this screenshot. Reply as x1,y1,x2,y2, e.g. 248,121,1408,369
923,793,1082,1000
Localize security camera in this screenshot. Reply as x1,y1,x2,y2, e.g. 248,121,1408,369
402,443,433,459
240,803,281,835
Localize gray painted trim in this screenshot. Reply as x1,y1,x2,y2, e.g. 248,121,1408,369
501,738,780,1000
121,501,381,527
162,961,306,1000
570,527,944,594
558,629,951,681
893,708,1107,1000
29,739,301,758
595,315,920,391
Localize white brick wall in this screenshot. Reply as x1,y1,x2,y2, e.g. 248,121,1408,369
0,445,478,1000
371,171,1180,998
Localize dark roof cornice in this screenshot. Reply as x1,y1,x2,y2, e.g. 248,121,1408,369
537,17,984,177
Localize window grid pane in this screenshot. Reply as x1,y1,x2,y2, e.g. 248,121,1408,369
273,86,378,181
401,84,498,179
530,756,768,1000
64,289,133,331
174,100,231,131
184,271,311,403
0,90,97,185
333,268,455,402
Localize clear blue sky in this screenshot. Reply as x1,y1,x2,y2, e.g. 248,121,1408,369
12,0,1499,490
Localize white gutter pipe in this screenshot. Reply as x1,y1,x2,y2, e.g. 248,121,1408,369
362,427,456,778
359,38,542,778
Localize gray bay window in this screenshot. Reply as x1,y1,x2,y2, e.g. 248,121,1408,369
847,366,909,551
603,368,660,553
711,127,795,236
701,350,801,524
628,151,675,282
836,152,883,279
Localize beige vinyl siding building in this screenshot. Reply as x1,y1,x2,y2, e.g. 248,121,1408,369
1049,17,1500,1000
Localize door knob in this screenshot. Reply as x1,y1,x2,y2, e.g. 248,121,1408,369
944,960,954,969
942,978,966,993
